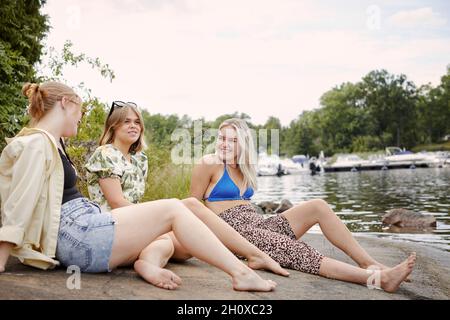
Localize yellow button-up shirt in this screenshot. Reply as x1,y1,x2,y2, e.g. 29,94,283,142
0,128,64,270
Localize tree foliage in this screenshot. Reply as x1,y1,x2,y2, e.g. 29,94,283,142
0,0,49,149
281,68,450,156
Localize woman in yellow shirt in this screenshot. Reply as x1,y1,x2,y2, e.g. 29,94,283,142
0,81,277,292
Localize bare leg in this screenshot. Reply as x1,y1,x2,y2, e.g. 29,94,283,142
282,199,386,269
133,234,182,290
319,252,416,293
179,198,289,276
167,231,193,261
109,199,276,292
0,241,14,273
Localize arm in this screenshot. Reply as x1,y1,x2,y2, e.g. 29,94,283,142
190,157,213,201
98,178,133,209
0,137,47,270
0,138,46,246
0,242,14,272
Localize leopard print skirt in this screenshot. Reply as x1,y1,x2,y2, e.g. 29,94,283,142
219,204,324,275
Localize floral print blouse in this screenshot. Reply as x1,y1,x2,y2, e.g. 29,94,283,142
85,144,148,211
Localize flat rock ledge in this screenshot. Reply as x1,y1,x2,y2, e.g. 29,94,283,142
1,233,448,300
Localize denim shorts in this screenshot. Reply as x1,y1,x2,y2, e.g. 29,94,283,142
56,197,115,273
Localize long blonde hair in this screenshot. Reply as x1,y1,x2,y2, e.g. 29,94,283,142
218,118,258,190
99,104,146,153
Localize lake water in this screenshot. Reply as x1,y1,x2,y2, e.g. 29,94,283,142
253,167,450,252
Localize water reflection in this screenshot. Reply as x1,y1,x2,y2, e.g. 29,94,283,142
253,168,450,251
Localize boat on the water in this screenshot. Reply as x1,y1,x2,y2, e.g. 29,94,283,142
257,153,286,176
323,147,446,172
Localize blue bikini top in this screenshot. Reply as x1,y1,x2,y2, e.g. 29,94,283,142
204,165,254,202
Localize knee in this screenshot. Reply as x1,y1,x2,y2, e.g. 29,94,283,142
309,199,333,216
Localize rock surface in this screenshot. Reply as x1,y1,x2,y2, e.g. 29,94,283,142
0,233,448,300
382,208,437,228
255,199,294,214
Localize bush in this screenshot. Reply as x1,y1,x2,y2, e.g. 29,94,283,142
142,143,192,201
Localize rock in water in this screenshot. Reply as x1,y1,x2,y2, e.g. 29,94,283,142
274,199,294,213
256,199,294,214
382,208,437,228
257,201,279,214
251,203,265,215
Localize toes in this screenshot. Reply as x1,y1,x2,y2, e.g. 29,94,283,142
267,279,277,287
167,283,177,290
158,281,178,290
171,274,182,285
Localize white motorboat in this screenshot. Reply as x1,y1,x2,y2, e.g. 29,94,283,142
329,154,371,170
382,147,432,168
280,158,309,175
257,153,285,176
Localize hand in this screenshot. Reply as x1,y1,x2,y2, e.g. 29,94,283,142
0,241,14,273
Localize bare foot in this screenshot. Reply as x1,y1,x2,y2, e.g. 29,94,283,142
247,253,290,277
134,260,182,290
231,267,277,292
380,253,416,293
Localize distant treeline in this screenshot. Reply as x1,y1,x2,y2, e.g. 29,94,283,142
1,1,448,158
141,67,450,157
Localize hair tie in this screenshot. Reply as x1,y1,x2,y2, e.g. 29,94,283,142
25,84,40,99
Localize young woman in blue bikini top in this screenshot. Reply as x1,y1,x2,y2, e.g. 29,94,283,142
191,118,258,214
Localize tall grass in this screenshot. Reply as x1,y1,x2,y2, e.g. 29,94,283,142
143,163,192,201
142,143,192,201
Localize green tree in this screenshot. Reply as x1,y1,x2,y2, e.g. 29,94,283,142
142,111,181,146
209,112,252,129
428,66,450,142
0,0,49,150
259,116,283,154
282,111,321,157
318,82,369,153
361,70,418,148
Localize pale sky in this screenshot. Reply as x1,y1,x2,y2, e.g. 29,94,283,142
41,0,450,125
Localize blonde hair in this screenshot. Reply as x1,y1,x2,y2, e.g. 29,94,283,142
22,81,78,125
218,118,258,190
99,104,146,153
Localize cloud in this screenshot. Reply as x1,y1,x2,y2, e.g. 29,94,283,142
41,1,450,125
388,7,447,28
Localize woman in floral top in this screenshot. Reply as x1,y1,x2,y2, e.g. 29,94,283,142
85,101,288,290
86,143,148,211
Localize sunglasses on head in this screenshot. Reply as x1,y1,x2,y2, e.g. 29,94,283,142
108,101,138,118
